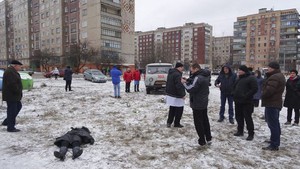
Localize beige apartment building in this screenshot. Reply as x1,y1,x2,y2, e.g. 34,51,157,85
212,36,233,69
135,23,213,69
0,0,135,68
0,1,7,66
233,8,299,71
80,0,134,65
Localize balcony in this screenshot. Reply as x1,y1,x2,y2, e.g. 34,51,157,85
101,0,121,9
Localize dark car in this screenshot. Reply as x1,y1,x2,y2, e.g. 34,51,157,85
43,69,64,78
19,69,34,76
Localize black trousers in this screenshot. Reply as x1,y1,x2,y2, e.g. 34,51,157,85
134,84,139,92
167,106,183,126
65,80,72,91
235,102,254,135
192,108,212,145
125,82,131,92
3,101,22,131
287,108,300,124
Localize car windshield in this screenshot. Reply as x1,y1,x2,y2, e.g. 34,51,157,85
147,65,172,74
91,71,104,75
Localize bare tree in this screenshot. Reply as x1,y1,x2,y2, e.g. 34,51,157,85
68,40,99,73
31,49,57,72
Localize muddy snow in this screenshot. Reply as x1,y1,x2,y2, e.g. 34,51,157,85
0,74,299,169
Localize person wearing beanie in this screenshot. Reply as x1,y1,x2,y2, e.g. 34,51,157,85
165,62,186,128
261,62,286,151
283,69,300,126
232,65,258,141
1,60,23,132
215,64,237,124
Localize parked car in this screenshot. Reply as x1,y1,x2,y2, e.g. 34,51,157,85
0,69,4,91
144,63,172,94
84,69,107,83
43,69,64,78
19,69,34,76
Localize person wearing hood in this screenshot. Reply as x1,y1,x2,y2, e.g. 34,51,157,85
283,69,300,126
232,65,258,141
182,63,212,146
64,66,73,91
110,66,122,98
261,62,285,151
123,68,133,92
215,64,237,124
165,62,186,128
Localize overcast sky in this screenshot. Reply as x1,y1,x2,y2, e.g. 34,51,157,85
135,0,300,37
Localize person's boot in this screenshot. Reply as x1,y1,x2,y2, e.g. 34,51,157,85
137,84,139,92
72,147,83,159
54,146,68,161
246,133,254,141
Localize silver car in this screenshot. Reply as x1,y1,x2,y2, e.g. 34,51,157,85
83,69,107,83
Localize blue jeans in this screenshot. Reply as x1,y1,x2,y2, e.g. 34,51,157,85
113,83,120,97
219,93,234,120
4,101,22,131
265,107,281,147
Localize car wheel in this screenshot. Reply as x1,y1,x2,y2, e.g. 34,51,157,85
84,75,87,80
92,78,95,82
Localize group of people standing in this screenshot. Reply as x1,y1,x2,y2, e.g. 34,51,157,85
110,66,141,98
165,61,299,151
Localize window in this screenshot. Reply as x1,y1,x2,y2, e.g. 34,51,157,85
101,15,121,26
82,32,87,38
102,40,121,49
82,9,87,16
82,21,87,27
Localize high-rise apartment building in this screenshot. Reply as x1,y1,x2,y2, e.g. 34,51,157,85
0,0,7,66
135,23,213,68
0,0,135,68
233,8,299,71
212,36,233,69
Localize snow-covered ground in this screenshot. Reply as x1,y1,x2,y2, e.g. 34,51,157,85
0,75,299,169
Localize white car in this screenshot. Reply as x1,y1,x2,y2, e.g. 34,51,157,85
144,63,172,94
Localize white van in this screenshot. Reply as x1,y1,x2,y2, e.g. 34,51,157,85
145,63,172,94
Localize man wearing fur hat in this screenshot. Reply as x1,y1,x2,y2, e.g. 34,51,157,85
261,61,286,151
1,60,23,132
232,65,258,141
165,62,186,128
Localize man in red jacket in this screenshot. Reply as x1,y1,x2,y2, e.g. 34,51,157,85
123,68,133,92
133,69,141,92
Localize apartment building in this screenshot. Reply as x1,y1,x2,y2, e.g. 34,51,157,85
0,0,7,66
212,36,233,69
233,8,299,71
0,0,135,68
135,23,213,69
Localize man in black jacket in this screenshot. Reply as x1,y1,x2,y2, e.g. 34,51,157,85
54,127,95,161
64,66,73,91
2,60,23,132
165,62,186,128
215,65,237,124
182,63,212,146
232,65,258,141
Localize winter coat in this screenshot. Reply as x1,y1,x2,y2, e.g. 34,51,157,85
2,66,23,102
232,72,258,104
165,68,186,98
215,65,237,95
110,67,122,85
261,69,286,109
54,127,94,148
133,70,141,81
123,71,133,83
52,68,59,75
253,77,264,100
64,68,73,81
184,69,210,110
283,75,300,109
